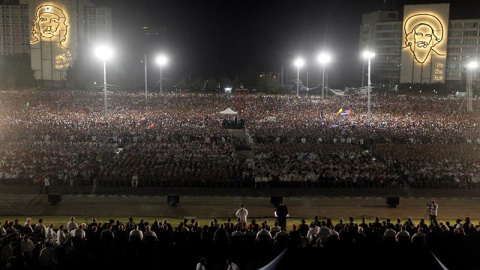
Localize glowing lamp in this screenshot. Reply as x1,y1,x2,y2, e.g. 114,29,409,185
294,58,305,68
363,51,375,59
467,61,478,70
95,46,113,61
317,53,331,65
156,55,168,66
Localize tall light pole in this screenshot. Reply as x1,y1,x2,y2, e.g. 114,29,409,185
95,45,113,118
294,58,304,97
144,54,148,103
156,55,168,94
317,52,331,99
466,61,478,112
363,50,375,122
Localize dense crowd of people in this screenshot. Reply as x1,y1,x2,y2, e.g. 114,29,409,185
243,144,392,188
0,90,480,188
0,215,479,269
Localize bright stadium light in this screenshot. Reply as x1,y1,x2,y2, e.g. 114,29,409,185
156,55,168,93
467,61,478,70
95,45,113,61
363,50,375,122
317,52,332,99
95,45,113,118
363,51,375,59
466,60,478,112
294,58,304,97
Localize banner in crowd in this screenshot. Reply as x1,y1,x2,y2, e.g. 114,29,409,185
336,108,352,116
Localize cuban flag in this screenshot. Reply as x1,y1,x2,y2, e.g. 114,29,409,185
340,109,352,117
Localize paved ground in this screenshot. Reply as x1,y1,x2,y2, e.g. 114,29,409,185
0,186,479,221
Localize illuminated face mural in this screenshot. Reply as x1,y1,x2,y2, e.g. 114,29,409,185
38,12,60,38
404,14,444,64
32,5,68,47
31,4,71,70
400,4,449,84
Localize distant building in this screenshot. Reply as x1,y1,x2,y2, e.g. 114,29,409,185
360,3,480,86
0,0,112,85
84,5,112,46
0,3,30,55
359,10,400,85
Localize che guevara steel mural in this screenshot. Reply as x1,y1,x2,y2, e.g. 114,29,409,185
30,4,72,79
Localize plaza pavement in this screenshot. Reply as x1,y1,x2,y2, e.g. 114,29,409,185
0,186,479,221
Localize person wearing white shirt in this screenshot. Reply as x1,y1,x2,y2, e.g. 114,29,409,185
131,173,138,187
67,217,78,233
71,224,86,240
0,222,5,237
57,225,67,246
235,204,248,224
395,226,411,244
318,222,332,244
227,259,239,270
45,224,57,244
144,225,157,239
306,222,320,244
129,225,144,242
44,176,50,194
256,225,272,242
196,257,207,270
34,219,46,236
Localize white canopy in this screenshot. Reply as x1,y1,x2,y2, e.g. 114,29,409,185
219,108,238,115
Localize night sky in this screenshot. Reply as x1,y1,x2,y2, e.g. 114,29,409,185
97,0,480,87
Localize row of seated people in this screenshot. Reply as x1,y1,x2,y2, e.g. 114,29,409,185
244,143,480,189
1,141,479,189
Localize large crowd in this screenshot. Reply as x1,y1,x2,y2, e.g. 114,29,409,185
0,91,480,188
0,215,479,269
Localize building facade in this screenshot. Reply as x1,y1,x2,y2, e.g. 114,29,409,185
0,0,111,84
0,4,30,55
360,3,480,86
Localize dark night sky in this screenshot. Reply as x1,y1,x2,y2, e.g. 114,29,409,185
97,0,480,87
